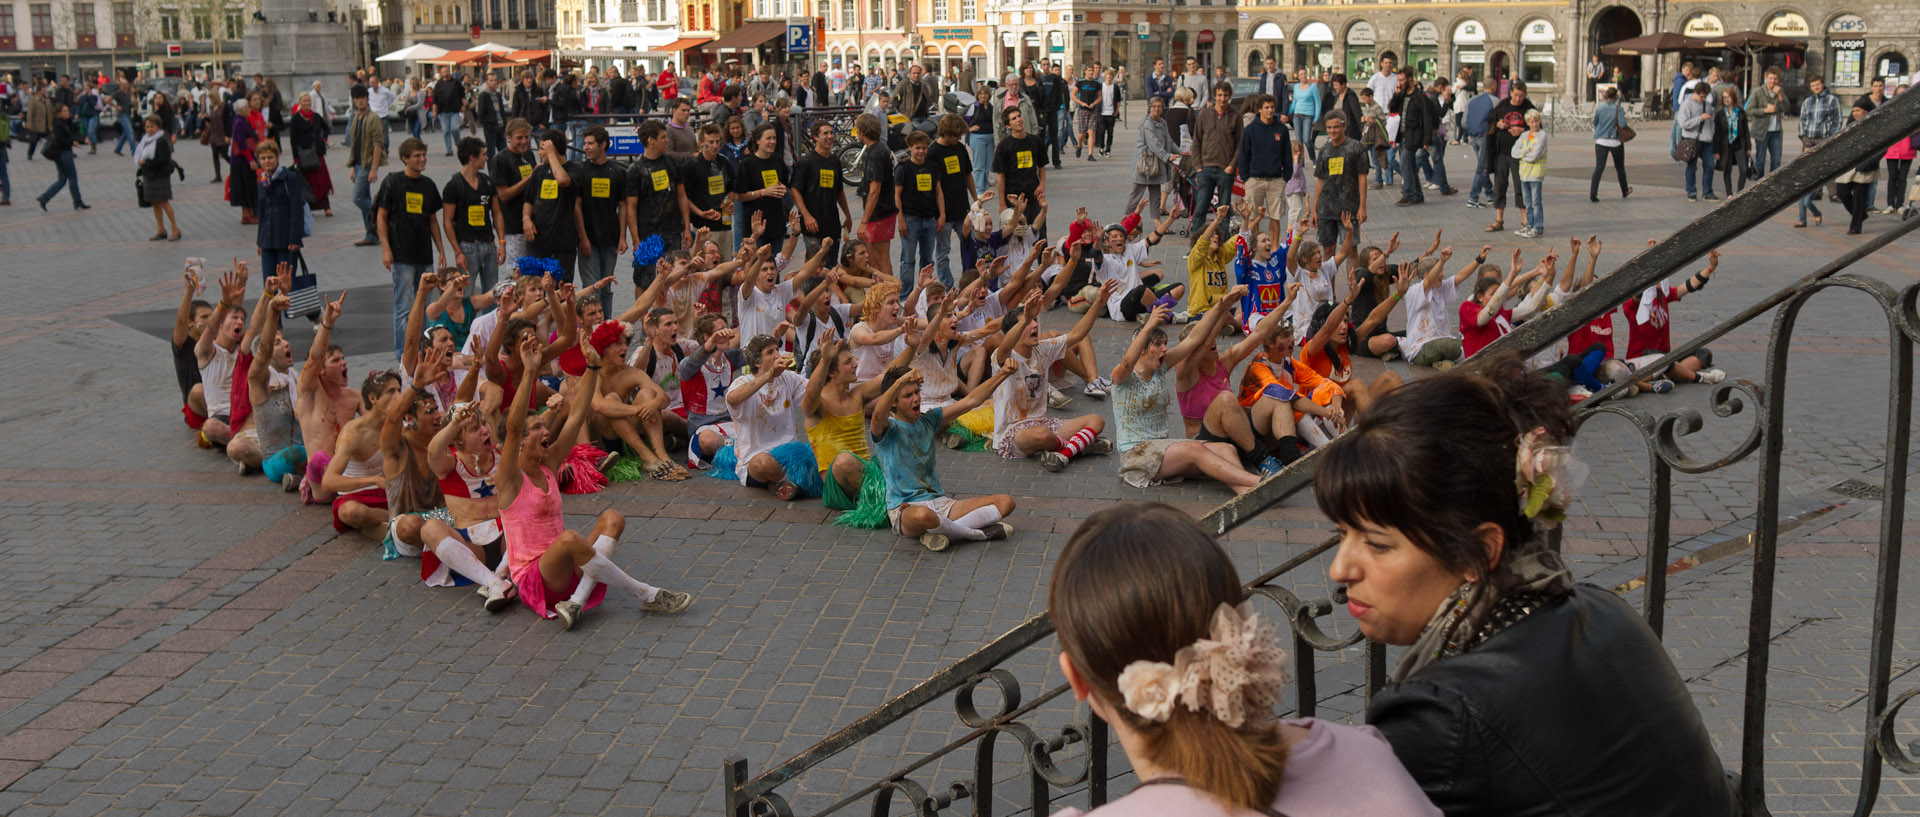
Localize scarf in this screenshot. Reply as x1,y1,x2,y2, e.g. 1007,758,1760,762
134,130,162,165
1635,281,1669,326
1389,547,1575,684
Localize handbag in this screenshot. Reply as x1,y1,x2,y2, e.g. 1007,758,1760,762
1672,137,1699,163
1615,107,1636,143
135,175,151,208
1136,147,1163,179
295,142,321,172
286,251,323,321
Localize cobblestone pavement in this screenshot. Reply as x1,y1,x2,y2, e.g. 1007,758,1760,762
1,121,1918,816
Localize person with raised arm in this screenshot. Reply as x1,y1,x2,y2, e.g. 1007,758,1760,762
172,263,215,436
725,329,814,500
1236,309,1347,451
805,296,938,512
870,365,1020,551
1299,269,1403,418
415,397,520,611
1177,283,1295,474
991,283,1118,471
194,263,252,448
498,334,693,629
1394,243,1485,369
1111,304,1262,494
229,277,306,488
293,292,362,502
322,371,405,537
585,317,689,482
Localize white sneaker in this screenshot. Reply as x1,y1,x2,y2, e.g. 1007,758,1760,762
1083,382,1107,399
1047,388,1072,409
483,581,516,613
919,532,951,552
553,600,582,630
1423,182,1440,190
1696,368,1727,385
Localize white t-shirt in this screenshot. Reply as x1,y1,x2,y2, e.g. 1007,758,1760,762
1098,240,1153,320
736,279,796,345
1288,259,1338,341
628,337,701,411
992,335,1069,443
462,310,502,365
957,293,1008,334
1400,275,1461,356
200,343,238,416
913,345,967,407
725,369,807,484
850,321,906,381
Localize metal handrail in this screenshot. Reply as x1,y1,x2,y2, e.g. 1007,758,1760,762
721,88,1920,817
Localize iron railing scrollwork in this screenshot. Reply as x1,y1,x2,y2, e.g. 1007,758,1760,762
723,90,1920,817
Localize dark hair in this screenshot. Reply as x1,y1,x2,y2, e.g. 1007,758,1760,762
750,122,779,150
1510,79,1528,93
1315,353,1575,579
1001,106,1024,126
1331,72,1348,85
397,137,427,158
456,136,486,164
1049,503,1290,811
854,112,883,141
699,122,724,139
360,370,403,409
583,125,610,145
637,118,666,143
906,129,931,147
539,129,567,155
1211,80,1233,98
646,306,674,325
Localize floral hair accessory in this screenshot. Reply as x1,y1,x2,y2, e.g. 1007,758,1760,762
1515,427,1589,528
1115,602,1288,729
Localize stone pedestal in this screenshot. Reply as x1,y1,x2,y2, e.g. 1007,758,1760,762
242,5,357,119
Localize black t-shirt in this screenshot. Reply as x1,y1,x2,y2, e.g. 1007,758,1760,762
376,171,443,265
626,152,683,236
791,150,845,238
894,158,940,219
925,140,972,217
732,152,791,241
441,171,497,245
433,78,465,111
578,158,626,247
172,340,200,404
859,146,898,221
993,134,1045,195
526,160,587,252
490,149,538,235
680,152,734,232
1074,78,1101,109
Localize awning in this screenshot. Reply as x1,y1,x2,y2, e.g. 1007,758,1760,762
705,21,786,52
376,43,450,62
659,37,711,53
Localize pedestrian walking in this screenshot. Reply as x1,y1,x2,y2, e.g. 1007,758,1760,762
1835,100,1879,235
346,85,388,246
289,93,334,217
1128,96,1182,222
1794,75,1841,228
35,104,89,210
1590,87,1630,201
203,89,231,183
1714,88,1750,197
1676,83,1717,202
136,114,180,240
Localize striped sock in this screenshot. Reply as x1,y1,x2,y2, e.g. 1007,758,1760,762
1057,427,1098,459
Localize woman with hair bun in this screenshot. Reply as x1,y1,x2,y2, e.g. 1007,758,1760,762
1049,503,1438,817
1317,354,1734,815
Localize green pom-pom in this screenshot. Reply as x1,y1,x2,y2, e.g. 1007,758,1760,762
832,458,891,529
947,424,990,453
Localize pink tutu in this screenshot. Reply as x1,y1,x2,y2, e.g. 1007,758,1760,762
513,559,606,620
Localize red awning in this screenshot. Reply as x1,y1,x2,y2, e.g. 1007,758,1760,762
704,21,787,52
659,37,711,53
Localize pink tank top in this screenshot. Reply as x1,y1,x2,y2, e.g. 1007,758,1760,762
501,465,564,576
1178,363,1230,419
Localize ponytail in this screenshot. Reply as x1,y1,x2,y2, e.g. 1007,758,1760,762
1141,709,1290,810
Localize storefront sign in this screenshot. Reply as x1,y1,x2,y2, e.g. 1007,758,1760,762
1832,38,1865,87
1198,30,1216,44
1407,21,1439,46
1348,21,1374,46
1765,12,1809,37
1827,14,1866,35
1137,22,1150,40
1521,19,1555,45
1453,20,1485,45
1682,13,1724,38
1002,31,1016,46
928,27,974,41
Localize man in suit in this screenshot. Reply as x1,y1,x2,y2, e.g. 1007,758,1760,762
1255,57,1292,125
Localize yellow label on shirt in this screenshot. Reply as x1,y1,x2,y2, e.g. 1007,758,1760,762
591,177,611,198
943,154,960,174
540,179,559,199
915,172,932,192
1327,157,1345,176
404,192,423,214
819,169,835,188
517,163,533,179
708,174,725,195
1015,151,1033,169
761,169,780,187
651,169,669,191
467,205,486,226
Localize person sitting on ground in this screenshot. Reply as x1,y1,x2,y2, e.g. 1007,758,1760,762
804,317,928,512
1237,314,1347,450
1300,276,1404,417
870,366,1020,552
1112,304,1263,493
1317,355,1735,815
675,316,744,470
1393,244,1486,369
1284,214,1359,340
172,262,216,437
1178,283,1296,473
1094,211,1183,324
497,334,693,629
322,371,404,537
1047,502,1441,817
1459,248,1549,359
228,282,308,487
294,293,361,503
1229,202,1290,333
726,329,818,500
595,315,691,481
992,285,1118,471
419,400,519,611
1618,248,1725,393
1184,205,1244,325
380,350,454,561
193,264,251,448
848,278,914,381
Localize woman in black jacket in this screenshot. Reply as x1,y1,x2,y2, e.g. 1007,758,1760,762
1713,87,1752,196
252,139,311,280
136,113,181,240
35,104,89,210
1315,354,1736,817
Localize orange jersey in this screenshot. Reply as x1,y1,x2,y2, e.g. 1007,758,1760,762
1238,355,1335,407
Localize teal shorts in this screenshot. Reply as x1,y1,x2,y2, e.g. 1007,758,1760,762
263,445,307,483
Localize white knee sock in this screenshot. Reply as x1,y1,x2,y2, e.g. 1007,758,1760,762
933,515,988,541
567,575,600,606
952,504,1003,530
591,535,617,557
433,537,504,590
1296,416,1332,448
580,554,659,602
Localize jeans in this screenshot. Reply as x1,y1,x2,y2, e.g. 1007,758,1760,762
0,145,9,201
1888,159,1913,209
113,114,136,153
1684,140,1717,197
391,262,430,360
898,214,937,286
439,112,462,154
1522,180,1544,233
37,152,82,206
1423,140,1450,190
407,114,422,139
1190,166,1233,234
352,166,377,242
1043,111,1063,166
485,125,505,155
1399,145,1424,202
1756,130,1784,178
934,220,965,287
503,234,528,275
1291,116,1317,162
1371,147,1393,185
458,240,499,296
81,115,98,146
1592,143,1629,198
1468,139,1493,203
582,244,619,317
567,121,587,151
1797,190,1824,224
968,132,994,194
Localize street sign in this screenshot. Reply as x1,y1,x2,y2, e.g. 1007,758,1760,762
166,42,182,58
605,125,641,156
787,19,812,54
1136,22,1148,40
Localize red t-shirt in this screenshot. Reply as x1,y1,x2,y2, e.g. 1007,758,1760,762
1621,286,1674,358
1458,300,1512,359
657,70,678,99
1566,313,1615,361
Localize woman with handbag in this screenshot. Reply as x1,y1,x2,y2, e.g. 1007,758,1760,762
35,104,89,210
1675,82,1716,202
289,92,334,217
203,91,231,184
136,114,181,240
1589,86,1631,202
1128,95,1182,221
1714,88,1751,197
254,139,313,290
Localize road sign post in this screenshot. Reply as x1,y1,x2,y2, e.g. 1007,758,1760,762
786,19,813,55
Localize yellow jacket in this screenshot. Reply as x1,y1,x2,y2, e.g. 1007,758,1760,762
1185,232,1241,315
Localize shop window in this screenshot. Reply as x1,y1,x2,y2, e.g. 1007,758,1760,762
1830,38,1865,88
1522,45,1555,85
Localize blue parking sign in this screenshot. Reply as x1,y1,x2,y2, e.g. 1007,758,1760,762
787,22,812,54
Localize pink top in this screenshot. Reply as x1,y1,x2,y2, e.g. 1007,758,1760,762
501,465,564,576
1051,719,1439,817
1178,363,1232,420
1887,137,1916,161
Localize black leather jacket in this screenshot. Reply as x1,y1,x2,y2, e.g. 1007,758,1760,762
1369,585,1736,817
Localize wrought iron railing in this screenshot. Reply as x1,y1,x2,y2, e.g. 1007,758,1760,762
721,90,1920,817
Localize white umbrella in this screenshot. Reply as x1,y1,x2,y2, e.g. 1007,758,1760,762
471,42,516,53
376,43,450,63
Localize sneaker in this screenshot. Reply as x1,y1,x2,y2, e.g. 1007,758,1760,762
1702,194,1719,201
1257,456,1286,478
1513,227,1531,236
940,431,969,450
919,532,951,552
1171,310,1191,324
1075,143,1083,157
1649,379,1676,394
1686,195,1698,202
1038,451,1069,472
280,472,299,492
1696,368,1727,385
981,521,1015,541
1047,388,1072,409
1424,182,1440,190
641,588,694,613
483,581,517,613
1432,359,1455,372
235,460,254,476
1465,199,1484,208
553,600,582,630
1441,188,1459,196
1089,437,1115,455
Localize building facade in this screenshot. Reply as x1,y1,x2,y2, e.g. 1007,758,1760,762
0,0,267,81
369,0,552,58
983,1,1233,84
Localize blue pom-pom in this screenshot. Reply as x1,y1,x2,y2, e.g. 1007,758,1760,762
632,233,665,267
517,255,564,281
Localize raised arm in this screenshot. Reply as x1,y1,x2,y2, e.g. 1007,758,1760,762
172,264,202,348
403,270,441,373
1112,305,1170,385
298,292,345,398
494,335,543,508
1171,283,1246,372
542,343,601,471
802,336,841,417
1669,249,1718,303
1577,235,1602,291
198,265,247,364
1224,283,1300,367
867,368,919,441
